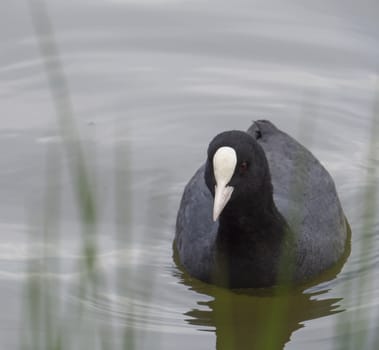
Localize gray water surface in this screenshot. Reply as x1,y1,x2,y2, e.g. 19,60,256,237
1,0,379,349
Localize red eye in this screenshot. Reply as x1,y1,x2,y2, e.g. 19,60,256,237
240,161,248,173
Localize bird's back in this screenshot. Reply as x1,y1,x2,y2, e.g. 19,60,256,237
175,120,348,285
248,121,347,280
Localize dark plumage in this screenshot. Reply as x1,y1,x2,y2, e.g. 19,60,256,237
174,120,348,288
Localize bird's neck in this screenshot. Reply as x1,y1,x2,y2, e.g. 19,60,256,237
213,192,292,288
217,187,286,241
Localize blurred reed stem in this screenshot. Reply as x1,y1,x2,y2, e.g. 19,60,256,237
254,92,319,350
26,0,102,349
335,81,379,350
28,0,98,283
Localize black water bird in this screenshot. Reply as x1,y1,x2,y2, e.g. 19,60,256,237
174,120,348,288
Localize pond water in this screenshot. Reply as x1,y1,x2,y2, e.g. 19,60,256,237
1,0,379,349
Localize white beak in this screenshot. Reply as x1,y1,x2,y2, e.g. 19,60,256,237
213,184,234,221
212,146,237,221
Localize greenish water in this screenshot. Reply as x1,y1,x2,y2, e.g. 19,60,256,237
0,0,378,349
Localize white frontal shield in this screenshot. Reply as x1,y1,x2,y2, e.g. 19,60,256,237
212,146,237,221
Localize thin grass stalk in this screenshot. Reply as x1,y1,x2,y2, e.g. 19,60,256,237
350,83,379,350
26,1,104,349
27,0,98,286
255,95,318,350
334,81,379,350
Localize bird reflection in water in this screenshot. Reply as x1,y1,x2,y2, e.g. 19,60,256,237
174,234,350,350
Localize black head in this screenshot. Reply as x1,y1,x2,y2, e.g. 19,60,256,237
204,130,272,221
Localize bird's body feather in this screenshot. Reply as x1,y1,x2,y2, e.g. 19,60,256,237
174,120,348,288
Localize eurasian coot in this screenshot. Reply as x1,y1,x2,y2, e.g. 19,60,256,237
174,120,348,288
